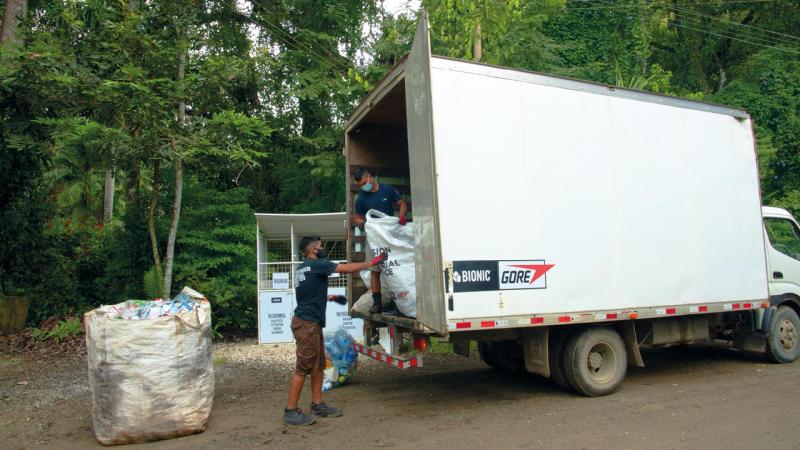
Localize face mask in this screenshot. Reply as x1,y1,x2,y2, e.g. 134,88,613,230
361,182,373,192
316,248,327,259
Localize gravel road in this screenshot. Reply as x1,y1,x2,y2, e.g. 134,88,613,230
2,339,800,449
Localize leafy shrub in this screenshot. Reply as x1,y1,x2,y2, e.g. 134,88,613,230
174,180,257,332
32,317,83,343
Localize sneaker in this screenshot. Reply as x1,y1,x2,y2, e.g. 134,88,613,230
383,301,400,316
368,299,382,314
311,402,343,418
283,407,316,426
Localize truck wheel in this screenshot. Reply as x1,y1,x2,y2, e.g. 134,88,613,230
494,341,525,374
766,306,800,364
478,341,502,370
563,327,627,397
548,330,571,391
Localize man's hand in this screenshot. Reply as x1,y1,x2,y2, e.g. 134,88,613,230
328,295,347,305
398,214,407,226
370,253,388,266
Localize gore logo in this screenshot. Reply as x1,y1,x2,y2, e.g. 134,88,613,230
501,270,531,284
498,261,554,290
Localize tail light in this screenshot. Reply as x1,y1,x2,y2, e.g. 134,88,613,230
412,335,429,352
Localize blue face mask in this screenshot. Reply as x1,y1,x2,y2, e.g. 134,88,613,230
361,182,373,192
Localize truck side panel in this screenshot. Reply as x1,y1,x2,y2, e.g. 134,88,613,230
429,58,767,321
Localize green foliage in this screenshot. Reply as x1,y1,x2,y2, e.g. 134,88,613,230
425,0,565,71
37,118,130,225
714,48,800,204
32,317,83,343
5,0,800,335
25,225,113,324
143,267,164,300
174,179,257,330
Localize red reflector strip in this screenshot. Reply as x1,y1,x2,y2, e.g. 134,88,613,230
409,359,418,368
666,308,676,315
607,313,618,319
558,316,570,323
733,303,741,310
699,306,708,312
386,356,393,364
480,321,495,328
743,303,753,308
531,317,544,324
456,322,471,329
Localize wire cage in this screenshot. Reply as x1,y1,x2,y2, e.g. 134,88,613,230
255,213,349,292
257,238,348,290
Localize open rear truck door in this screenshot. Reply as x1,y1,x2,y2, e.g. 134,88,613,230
404,11,447,335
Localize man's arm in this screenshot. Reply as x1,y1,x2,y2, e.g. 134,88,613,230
334,253,386,274
353,194,366,227
396,198,407,223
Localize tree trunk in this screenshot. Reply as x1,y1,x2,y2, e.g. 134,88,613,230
103,168,114,225
162,158,182,298
125,162,140,211
0,0,26,47
162,48,186,298
81,178,90,229
148,159,162,283
472,22,482,62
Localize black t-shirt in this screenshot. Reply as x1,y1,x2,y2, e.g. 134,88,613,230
355,183,401,217
294,258,338,326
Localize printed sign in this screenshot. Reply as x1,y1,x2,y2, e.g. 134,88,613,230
452,260,498,293
258,291,294,344
323,287,364,343
272,272,290,290
452,260,555,293
257,288,364,344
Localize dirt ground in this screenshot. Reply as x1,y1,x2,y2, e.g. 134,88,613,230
2,339,800,450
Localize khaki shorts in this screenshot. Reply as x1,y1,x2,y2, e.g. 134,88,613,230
291,317,325,376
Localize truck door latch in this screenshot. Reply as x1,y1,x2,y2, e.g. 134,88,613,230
773,271,784,279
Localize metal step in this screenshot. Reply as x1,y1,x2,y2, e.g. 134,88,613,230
352,343,423,369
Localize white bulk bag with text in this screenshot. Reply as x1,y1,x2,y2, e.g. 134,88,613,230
364,209,417,318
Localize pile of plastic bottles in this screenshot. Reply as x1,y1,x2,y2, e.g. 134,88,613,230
98,292,199,320
322,329,359,392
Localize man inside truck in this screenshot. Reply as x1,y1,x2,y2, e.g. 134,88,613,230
284,236,387,426
352,168,408,315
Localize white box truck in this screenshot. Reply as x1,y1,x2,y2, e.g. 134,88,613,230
344,12,800,395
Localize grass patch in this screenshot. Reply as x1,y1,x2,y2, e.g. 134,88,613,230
213,356,229,367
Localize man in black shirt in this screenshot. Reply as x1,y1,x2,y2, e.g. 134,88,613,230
284,236,386,426
352,168,408,314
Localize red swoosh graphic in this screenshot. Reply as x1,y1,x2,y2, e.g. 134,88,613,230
509,264,555,284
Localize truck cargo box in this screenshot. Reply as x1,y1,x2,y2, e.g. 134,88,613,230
345,13,767,336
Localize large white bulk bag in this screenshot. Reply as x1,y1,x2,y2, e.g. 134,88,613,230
84,300,214,445
364,209,417,318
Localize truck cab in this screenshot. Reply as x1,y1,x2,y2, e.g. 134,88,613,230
764,206,800,308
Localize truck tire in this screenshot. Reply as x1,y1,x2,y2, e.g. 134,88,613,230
548,330,571,391
766,306,800,364
478,341,502,370
494,341,525,374
563,327,627,397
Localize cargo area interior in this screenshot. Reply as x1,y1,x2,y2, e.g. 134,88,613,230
346,76,414,306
